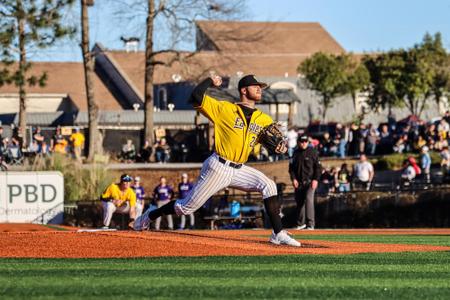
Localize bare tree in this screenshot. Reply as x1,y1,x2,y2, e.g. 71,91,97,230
113,0,247,146
80,0,101,161
0,0,75,146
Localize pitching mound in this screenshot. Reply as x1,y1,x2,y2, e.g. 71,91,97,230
0,224,449,258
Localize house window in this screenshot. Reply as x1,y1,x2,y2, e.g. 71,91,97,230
158,87,168,110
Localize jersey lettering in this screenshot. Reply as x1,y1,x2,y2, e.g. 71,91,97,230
248,123,263,135
233,117,245,129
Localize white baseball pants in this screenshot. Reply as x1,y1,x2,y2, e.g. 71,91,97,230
174,153,277,216
102,201,130,227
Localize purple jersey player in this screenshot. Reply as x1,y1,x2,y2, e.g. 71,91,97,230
178,173,194,229
132,176,146,218
152,177,174,230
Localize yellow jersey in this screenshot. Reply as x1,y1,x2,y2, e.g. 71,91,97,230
101,183,136,207
70,132,85,147
198,94,273,163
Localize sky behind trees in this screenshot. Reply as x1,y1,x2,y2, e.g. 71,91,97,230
30,0,450,61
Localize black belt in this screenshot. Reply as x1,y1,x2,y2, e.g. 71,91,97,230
218,156,242,169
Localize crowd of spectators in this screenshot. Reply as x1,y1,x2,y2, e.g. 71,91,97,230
300,111,450,159
0,125,85,168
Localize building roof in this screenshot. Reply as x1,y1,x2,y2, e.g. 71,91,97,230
195,21,345,54
74,110,209,126
98,21,346,97
105,50,315,90
0,62,121,112
0,110,209,127
0,111,73,126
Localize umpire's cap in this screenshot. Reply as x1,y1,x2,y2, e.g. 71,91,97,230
120,174,133,182
238,74,268,90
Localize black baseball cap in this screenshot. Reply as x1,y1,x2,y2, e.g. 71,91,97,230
120,174,133,182
298,135,309,142
238,74,268,90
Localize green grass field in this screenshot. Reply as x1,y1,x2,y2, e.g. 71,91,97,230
1,234,450,299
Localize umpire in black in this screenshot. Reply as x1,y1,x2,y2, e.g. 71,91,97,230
289,135,322,230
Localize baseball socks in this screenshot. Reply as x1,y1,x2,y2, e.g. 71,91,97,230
265,196,301,247
263,196,283,234
148,200,176,221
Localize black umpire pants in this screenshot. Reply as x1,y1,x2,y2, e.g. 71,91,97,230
294,185,316,227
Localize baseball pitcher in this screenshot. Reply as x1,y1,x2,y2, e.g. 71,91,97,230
133,74,300,247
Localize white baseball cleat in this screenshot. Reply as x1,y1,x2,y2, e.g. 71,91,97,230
269,230,301,247
133,209,152,231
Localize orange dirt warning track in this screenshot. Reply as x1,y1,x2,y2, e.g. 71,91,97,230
0,224,449,258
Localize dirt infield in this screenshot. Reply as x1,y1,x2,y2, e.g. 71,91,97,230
0,224,449,258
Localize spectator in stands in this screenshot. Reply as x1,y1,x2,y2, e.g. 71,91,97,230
1,137,9,157
353,154,374,191
155,137,171,163
51,126,68,154
319,167,336,195
178,173,195,230
70,128,85,163
358,123,368,155
415,135,427,152
7,137,23,164
286,127,298,158
132,176,146,218
153,176,174,230
444,111,450,125
11,126,24,150
437,118,449,140
337,163,351,192
32,127,45,153
28,140,39,156
420,146,431,183
0,154,8,171
138,140,152,163
335,123,348,158
378,124,392,155
121,139,136,163
401,157,419,186
40,141,50,156
393,134,408,153
320,132,333,157
425,124,437,144
440,146,450,177
365,124,379,156
435,135,448,151
0,126,4,145
100,174,136,229
348,123,360,156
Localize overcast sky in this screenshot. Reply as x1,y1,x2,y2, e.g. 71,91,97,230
29,0,450,61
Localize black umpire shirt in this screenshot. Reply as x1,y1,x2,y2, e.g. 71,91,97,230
289,146,322,186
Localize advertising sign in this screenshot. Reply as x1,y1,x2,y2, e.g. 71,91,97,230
0,172,64,224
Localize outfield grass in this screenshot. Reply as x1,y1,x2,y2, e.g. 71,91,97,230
1,235,450,299
292,234,450,246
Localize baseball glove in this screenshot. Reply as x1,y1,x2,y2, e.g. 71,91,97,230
258,123,287,154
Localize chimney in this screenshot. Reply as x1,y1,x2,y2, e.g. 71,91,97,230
120,36,140,53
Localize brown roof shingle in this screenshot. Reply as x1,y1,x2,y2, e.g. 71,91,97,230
107,50,313,93
0,62,121,111
196,21,345,54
